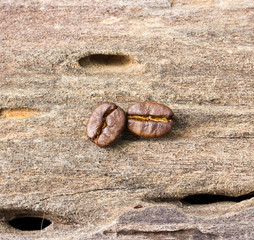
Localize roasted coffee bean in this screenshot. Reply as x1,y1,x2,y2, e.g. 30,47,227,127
87,102,126,147
127,102,174,138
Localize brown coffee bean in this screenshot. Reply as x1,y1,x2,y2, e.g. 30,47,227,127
87,102,126,147
127,102,174,138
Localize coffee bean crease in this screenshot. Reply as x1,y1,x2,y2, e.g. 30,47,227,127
128,115,172,123
94,107,117,140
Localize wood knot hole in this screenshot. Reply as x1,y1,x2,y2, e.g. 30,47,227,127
8,217,52,231
0,108,39,119
181,193,254,205
78,54,135,68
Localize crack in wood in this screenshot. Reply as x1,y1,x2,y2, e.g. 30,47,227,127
168,0,175,7
104,228,218,239
144,192,254,205
34,186,147,205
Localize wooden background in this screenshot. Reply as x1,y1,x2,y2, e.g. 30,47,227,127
0,0,254,239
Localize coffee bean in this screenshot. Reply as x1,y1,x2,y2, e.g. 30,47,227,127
87,102,126,147
127,102,174,138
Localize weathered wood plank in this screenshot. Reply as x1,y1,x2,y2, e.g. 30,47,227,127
0,0,254,239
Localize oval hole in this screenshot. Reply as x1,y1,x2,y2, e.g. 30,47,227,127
181,193,254,205
8,217,52,231
78,54,135,68
0,108,39,119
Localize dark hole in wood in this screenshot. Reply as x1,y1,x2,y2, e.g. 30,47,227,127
144,192,254,205
8,217,52,231
78,54,133,67
181,193,254,205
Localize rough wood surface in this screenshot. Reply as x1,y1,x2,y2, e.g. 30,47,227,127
0,0,254,239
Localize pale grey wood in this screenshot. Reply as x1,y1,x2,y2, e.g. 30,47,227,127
0,0,254,239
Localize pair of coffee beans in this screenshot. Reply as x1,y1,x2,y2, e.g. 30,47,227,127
86,102,174,147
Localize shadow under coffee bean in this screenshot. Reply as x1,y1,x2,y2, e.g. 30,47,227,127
87,102,126,147
127,102,174,138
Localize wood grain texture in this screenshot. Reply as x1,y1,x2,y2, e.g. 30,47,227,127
0,0,254,239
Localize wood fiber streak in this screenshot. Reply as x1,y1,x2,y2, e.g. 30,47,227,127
0,0,254,239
